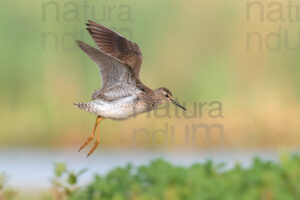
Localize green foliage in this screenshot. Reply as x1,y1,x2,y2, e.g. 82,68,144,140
0,173,17,200
50,163,88,199
66,156,300,200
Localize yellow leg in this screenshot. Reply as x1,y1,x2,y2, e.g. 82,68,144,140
78,116,103,152
87,121,101,157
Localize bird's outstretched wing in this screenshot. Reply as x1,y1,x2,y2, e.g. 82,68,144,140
77,41,138,101
86,20,143,78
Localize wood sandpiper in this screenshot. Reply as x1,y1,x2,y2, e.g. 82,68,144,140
75,20,186,156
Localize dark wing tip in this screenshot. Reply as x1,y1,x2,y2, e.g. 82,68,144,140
76,40,84,47
76,41,93,54
87,19,94,24
86,20,96,29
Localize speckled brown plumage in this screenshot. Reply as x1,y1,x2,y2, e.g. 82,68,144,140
75,20,186,156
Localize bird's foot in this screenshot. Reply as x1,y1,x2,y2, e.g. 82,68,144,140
78,116,103,156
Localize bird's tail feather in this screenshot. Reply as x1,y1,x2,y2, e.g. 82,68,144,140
74,102,95,112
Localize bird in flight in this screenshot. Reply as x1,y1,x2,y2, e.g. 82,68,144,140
75,20,186,156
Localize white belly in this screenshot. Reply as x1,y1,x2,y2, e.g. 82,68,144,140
90,96,148,120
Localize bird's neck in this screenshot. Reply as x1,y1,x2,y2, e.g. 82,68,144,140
152,90,165,106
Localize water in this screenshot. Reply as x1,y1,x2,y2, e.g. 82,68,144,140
0,148,287,190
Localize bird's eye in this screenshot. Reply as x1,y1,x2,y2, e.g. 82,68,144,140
165,94,169,98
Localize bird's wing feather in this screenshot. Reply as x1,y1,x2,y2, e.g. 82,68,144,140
77,40,138,101
86,20,143,78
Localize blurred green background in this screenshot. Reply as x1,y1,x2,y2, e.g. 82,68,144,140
0,0,300,149
1,0,300,199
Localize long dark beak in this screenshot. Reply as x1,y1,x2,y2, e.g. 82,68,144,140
171,99,186,111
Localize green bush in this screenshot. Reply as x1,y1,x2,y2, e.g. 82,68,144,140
0,173,17,200
66,155,300,200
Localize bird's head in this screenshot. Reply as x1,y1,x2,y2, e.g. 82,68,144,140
154,87,186,110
